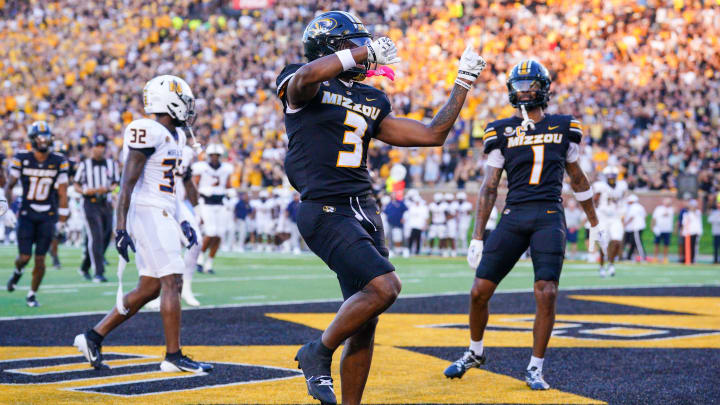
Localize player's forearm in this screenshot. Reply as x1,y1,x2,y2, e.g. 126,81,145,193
184,178,199,207
58,185,69,222
4,176,17,204
426,84,469,144
471,167,502,240
294,46,368,87
115,150,146,230
567,162,599,227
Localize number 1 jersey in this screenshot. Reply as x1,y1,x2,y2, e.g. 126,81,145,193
482,114,582,205
121,118,186,213
276,64,392,201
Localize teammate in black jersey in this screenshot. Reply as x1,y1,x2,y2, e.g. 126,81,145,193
5,121,70,307
443,60,610,390
276,11,486,405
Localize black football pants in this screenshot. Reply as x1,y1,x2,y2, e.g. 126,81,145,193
81,200,113,276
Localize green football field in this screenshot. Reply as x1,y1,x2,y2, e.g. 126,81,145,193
1,245,718,318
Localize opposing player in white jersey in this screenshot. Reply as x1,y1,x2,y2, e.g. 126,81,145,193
444,192,459,257
193,144,233,273
427,193,448,255
593,166,627,277
456,192,474,251
73,75,212,373
254,190,275,252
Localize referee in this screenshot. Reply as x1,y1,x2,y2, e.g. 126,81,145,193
74,134,119,282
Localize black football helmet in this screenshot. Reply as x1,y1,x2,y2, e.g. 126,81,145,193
507,60,552,109
302,11,372,81
28,121,53,153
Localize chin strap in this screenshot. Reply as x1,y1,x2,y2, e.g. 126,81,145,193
520,105,536,131
184,126,202,154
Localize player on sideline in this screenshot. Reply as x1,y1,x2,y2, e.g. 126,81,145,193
193,143,232,274
276,11,486,405
73,75,212,373
5,122,70,307
443,60,609,390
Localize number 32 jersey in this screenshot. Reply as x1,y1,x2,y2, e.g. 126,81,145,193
483,114,582,205
276,64,392,201
121,118,186,213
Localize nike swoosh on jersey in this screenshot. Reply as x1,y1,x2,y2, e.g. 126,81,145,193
546,210,558,214
548,125,559,130
366,97,376,101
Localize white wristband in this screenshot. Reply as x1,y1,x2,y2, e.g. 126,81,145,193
335,49,356,71
454,78,472,90
58,208,70,216
574,189,594,201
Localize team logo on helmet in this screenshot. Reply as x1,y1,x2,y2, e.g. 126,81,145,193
308,18,337,37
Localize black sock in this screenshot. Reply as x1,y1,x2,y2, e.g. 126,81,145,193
314,338,335,358
166,349,183,360
86,329,104,345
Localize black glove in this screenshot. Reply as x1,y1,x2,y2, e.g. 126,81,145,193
115,229,136,262
180,220,197,248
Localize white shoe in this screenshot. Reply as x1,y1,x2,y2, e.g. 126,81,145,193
607,264,616,277
182,291,200,307
145,297,160,311
599,266,606,278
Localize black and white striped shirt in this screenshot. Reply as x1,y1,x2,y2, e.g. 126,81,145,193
74,158,120,200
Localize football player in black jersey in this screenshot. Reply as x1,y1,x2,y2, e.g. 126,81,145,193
443,60,610,390
5,121,70,307
276,11,486,405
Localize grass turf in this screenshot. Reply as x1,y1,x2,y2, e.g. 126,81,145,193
1,245,718,318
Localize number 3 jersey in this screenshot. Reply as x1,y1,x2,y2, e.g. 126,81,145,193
9,152,69,217
483,114,582,205
276,64,392,201
121,118,186,214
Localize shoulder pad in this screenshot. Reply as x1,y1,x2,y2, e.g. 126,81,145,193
124,119,166,149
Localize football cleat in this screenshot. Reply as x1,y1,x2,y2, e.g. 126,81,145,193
52,256,61,270
295,342,337,404
78,269,92,281
26,295,39,307
182,288,200,307
196,264,204,274
598,266,607,278
7,271,22,292
160,353,213,373
93,275,108,283
444,350,486,379
607,264,616,277
526,366,550,390
73,333,109,370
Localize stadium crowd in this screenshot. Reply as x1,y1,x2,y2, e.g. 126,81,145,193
1,0,719,205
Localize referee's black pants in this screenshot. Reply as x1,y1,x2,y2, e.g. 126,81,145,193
625,229,646,260
81,199,113,277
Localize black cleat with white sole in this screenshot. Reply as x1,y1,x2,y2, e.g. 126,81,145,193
26,295,40,308
73,333,109,370
160,352,213,373
7,271,22,292
295,341,337,404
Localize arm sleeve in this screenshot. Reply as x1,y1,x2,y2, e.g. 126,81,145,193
275,64,304,99
56,159,69,184
486,148,505,168
568,118,583,144
9,156,21,178
482,125,500,154
566,142,580,163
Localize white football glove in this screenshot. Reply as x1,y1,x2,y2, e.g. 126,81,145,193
457,44,487,83
467,239,484,270
0,198,7,217
367,37,401,65
588,223,609,256
56,221,68,235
